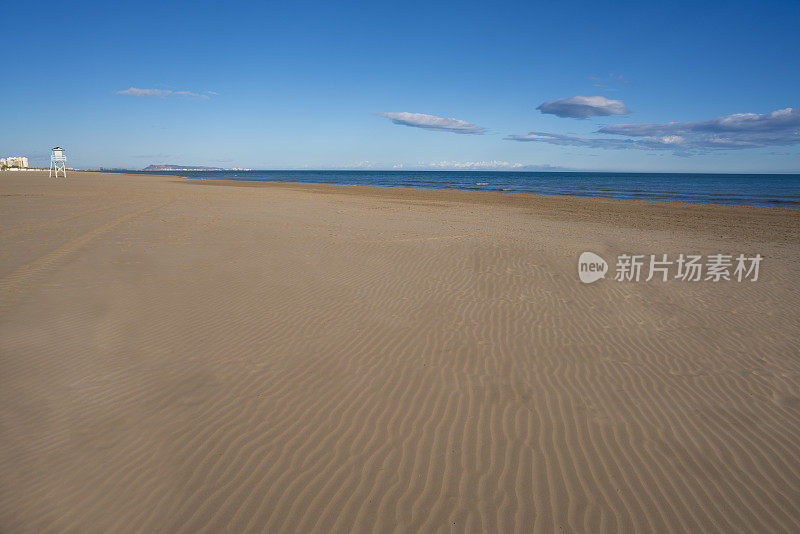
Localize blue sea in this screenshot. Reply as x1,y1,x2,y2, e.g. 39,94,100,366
124,170,800,208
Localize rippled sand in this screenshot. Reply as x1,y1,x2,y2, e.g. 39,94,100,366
1,171,798,532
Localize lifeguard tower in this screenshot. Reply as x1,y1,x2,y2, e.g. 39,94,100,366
50,147,67,178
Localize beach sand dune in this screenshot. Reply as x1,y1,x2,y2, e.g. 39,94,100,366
1,171,799,532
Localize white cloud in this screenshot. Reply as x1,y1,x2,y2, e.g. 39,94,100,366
537,95,630,118
341,161,377,169
599,108,800,137
505,132,659,150
404,161,566,171
116,87,214,99
117,87,171,97
422,160,524,169
171,90,201,98
339,160,563,171
508,108,800,154
376,112,486,134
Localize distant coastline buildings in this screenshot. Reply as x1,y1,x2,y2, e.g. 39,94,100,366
0,156,29,170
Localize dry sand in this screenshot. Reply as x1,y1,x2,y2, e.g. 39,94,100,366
1,170,799,533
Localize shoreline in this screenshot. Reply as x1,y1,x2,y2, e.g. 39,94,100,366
183,174,799,210
99,168,800,210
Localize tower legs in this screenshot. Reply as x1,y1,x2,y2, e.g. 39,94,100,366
50,159,67,178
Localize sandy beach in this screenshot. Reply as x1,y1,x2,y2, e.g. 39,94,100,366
1,170,799,532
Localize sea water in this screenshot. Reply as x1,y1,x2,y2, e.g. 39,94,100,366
122,170,800,209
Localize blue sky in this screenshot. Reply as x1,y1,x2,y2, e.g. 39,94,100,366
1,0,798,172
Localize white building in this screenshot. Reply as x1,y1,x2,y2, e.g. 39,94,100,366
1,156,29,169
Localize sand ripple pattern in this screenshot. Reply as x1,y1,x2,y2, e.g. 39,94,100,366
1,172,799,533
